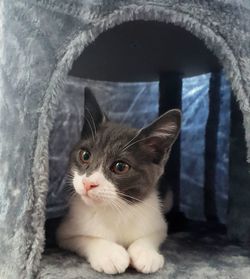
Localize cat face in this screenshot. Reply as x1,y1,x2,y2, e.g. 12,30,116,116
68,88,181,207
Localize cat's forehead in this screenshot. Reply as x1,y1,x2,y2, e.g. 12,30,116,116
99,123,136,149
83,122,137,152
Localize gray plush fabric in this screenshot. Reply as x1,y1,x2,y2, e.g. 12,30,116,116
0,0,250,278
39,232,250,279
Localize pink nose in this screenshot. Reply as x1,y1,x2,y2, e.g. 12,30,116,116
83,179,99,192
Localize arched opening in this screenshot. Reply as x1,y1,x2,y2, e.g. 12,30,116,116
69,21,220,81
41,19,249,276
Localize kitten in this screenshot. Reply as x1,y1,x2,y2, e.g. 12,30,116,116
56,88,181,274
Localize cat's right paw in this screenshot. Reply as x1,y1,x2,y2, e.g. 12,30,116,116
88,241,130,274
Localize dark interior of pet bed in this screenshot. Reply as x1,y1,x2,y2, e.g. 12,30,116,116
42,21,250,278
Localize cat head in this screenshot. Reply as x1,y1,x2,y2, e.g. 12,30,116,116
69,88,181,207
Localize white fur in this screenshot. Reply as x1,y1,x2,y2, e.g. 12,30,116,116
72,169,118,206
57,170,167,274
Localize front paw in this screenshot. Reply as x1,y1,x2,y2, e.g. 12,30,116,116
128,244,164,273
88,241,130,274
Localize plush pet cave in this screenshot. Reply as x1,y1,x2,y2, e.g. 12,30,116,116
1,1,250,279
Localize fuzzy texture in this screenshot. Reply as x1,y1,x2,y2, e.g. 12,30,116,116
57,192,166,274
0,0,250,278
56,89,179,274
40,231,250,279
46,76,160,219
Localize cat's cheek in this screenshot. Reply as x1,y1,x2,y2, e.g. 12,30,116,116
72,183,83,196
72,171,85,196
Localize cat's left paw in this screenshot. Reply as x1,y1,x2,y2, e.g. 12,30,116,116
128,244,164,273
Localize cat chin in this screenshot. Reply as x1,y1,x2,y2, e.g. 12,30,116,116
80,194,104,207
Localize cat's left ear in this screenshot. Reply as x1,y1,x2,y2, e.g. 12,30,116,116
134,109,181,163
81,87,107,138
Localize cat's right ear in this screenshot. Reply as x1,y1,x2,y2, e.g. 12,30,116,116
81,87,107,138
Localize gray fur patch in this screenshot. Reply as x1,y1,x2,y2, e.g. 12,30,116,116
68,88,181,203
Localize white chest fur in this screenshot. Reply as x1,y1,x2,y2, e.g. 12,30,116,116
57,191,167,248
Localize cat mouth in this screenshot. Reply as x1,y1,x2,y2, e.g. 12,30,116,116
80,192,103,204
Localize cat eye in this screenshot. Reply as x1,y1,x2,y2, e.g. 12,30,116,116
79,150,91,164
111,161,130,174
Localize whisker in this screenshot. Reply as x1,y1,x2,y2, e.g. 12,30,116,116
121,136,156,152
99,190,159,212
109,200,124,223
81,112,95,142
94,191,154,226
64,178,73,185
85,106,97,137
114,198,149,230
95,193,125,223
98,190,144,204
77,191,149,229
116,192,145,202
64,184,74,190
103,195,137,221
120,129,142,151
84,115,95,142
